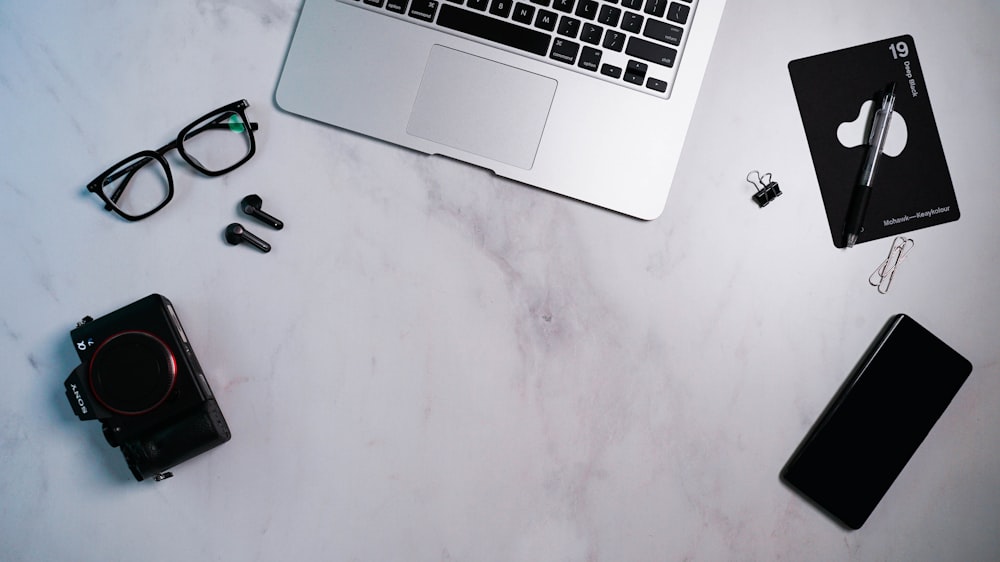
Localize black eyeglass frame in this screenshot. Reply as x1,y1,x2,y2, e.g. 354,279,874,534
86,99,259,222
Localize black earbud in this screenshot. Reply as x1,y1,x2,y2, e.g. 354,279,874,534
241,194,283,230
225,223,271,253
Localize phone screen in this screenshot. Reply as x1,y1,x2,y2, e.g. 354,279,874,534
781,314,972,529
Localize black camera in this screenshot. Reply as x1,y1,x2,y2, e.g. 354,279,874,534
64,294,230,481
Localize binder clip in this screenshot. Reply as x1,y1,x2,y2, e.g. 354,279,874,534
746,170,782,207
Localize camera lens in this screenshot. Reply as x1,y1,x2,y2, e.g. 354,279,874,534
89,331,177,415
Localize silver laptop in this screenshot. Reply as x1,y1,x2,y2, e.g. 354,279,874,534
276,0,726,219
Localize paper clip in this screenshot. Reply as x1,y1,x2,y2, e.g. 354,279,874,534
870,236,914,293
746,170,782,207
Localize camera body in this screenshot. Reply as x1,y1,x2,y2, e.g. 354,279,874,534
64,294,230,481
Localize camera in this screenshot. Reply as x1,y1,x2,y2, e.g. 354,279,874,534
64,294,230,481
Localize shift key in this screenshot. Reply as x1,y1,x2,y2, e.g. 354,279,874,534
625,36,676,67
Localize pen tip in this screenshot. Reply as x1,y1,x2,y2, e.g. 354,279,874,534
846,234,857,248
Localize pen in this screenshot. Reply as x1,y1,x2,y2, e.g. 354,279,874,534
844,82,896,248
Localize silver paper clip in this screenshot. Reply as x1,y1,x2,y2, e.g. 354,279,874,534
746,170,782,207
870,236,914,293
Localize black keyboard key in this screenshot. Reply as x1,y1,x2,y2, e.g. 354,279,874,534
667,1,690,24
602,30,625,51
386,0,409,12
621,0,642,9
597,5,621,26
575,0,598,20
579,46,602,71
535,9,558,30
646,77,668,92
512,2,535,23
581,23,603,44
550,38,580,64
553,0,574,12
624,60,647,85
409,0,439,20
468,0,488,9
530,0,551,5
621,11,642,32
600,63,622,79
644,0,666,18
364,0,385,7
437,4,551,55
643,19,683,45
557,15,581,38
625,36,676,66
489,0,513,17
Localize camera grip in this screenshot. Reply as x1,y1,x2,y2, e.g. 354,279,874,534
121,399,231,481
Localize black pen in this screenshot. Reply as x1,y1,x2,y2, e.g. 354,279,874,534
844,82,896,248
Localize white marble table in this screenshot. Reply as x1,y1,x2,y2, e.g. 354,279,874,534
2,1,999,560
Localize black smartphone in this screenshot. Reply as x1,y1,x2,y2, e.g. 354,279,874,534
781,314,972,529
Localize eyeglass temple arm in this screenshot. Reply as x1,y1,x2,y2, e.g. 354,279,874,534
99,120,259,206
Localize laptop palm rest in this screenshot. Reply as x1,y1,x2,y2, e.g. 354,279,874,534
406,45,556,171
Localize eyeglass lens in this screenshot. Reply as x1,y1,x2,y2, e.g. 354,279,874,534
100,155,171,218
181,109,253,173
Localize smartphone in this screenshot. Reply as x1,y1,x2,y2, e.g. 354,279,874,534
781,314,972,529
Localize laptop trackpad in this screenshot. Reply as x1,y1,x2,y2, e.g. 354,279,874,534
406,45,556,170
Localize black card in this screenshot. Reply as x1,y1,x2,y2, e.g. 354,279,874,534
781,315,972,529
789,36,960,247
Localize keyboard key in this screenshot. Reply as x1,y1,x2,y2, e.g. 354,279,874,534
535,9,558,30
621,11,642,32
621,0,642,9
575,0,598,20
409,0,439,20
557,15,581,38
624,60,647,84
644,0,666,18
467,0,488,8
581,23,603,44
646,77,668,92
643,19,683,45
386,0,409,12
579,46,602,71
512,2,535,23
530,0,551,5
364,0,385,7
437,4,551,56
666,1,690,24
602,30,625,51
600,63,622,79
550,38,580,64
489,0,512,17
597,5,621,26
625,36,676,66
553,0,574,12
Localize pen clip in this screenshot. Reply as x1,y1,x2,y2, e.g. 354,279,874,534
867,83,897,149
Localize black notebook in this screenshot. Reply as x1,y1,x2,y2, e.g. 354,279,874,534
781,315,972,529
789,36,960,247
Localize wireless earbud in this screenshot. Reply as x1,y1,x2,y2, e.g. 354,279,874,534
225,223,271,253
241,194,284,230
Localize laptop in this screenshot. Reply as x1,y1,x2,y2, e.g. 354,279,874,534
276,0,727,219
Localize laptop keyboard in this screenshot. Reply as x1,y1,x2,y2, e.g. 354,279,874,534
343,0,698,98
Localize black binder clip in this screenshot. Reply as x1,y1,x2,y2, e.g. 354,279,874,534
746,170,782,207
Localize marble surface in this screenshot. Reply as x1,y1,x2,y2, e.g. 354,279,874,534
2,1,999,560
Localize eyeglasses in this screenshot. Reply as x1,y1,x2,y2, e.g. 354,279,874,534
87,100,259,221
